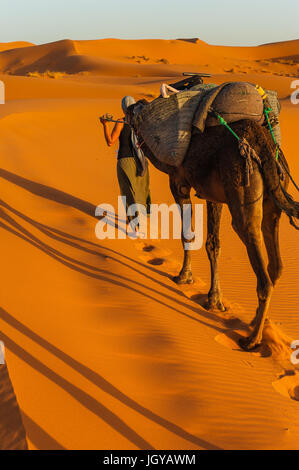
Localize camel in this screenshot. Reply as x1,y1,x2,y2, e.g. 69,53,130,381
127,104,299,351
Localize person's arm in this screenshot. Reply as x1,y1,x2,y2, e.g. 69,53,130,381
100,116,124,147
160,83,179,98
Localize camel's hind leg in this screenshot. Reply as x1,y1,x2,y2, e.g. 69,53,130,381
205,202,225,311
247,198,283,329
262,198,283,286
224,170,273,350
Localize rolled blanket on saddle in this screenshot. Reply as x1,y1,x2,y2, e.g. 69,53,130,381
193,82,265,130
132,81,281,167
192,81,281,145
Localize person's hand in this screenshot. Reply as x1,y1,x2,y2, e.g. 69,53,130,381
100,115,108,125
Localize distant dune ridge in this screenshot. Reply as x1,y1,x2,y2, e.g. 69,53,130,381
0,41,34,52
0,38,298,77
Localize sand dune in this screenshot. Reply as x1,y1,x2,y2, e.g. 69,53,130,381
0,38,298,78
178,38,208,45
0,41,34,53
0,37,298,450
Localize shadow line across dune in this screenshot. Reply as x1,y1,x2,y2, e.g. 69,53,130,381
0,330,154,450
0,168,97,217
21,412,66,450
0,310,221,450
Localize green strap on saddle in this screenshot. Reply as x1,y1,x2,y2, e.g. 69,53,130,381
214,93,299,196
214,106,279,161
263,106,279,160
213,111,240,141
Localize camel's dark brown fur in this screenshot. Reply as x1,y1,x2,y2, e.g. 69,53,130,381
128,104,299,351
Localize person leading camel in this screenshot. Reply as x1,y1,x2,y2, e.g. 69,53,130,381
100,96,151,230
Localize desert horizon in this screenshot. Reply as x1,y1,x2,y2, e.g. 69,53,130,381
0,30,298,452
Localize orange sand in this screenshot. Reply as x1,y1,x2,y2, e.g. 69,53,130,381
0,38,298,450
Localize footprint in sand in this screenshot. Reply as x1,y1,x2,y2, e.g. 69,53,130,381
147,257,165,266
135,242,207,289
142,244,155,252
135,243,211,294
135,241,178,271
272,372,299,402
188,293,243,327
135,241,170,256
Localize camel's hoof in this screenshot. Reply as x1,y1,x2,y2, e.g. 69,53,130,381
205,299,226,312
238,336,262,352
173,273,194,285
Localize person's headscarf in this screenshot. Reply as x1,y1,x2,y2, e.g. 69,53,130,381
121,95,136,114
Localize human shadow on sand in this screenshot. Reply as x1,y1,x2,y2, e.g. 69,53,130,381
0,168,127,233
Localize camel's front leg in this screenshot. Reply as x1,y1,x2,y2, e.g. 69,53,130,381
173,247,194,284
169,175,194,284
205,202,225,311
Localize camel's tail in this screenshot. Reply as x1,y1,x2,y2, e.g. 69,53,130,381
273,183,299,229
261,143,299,229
